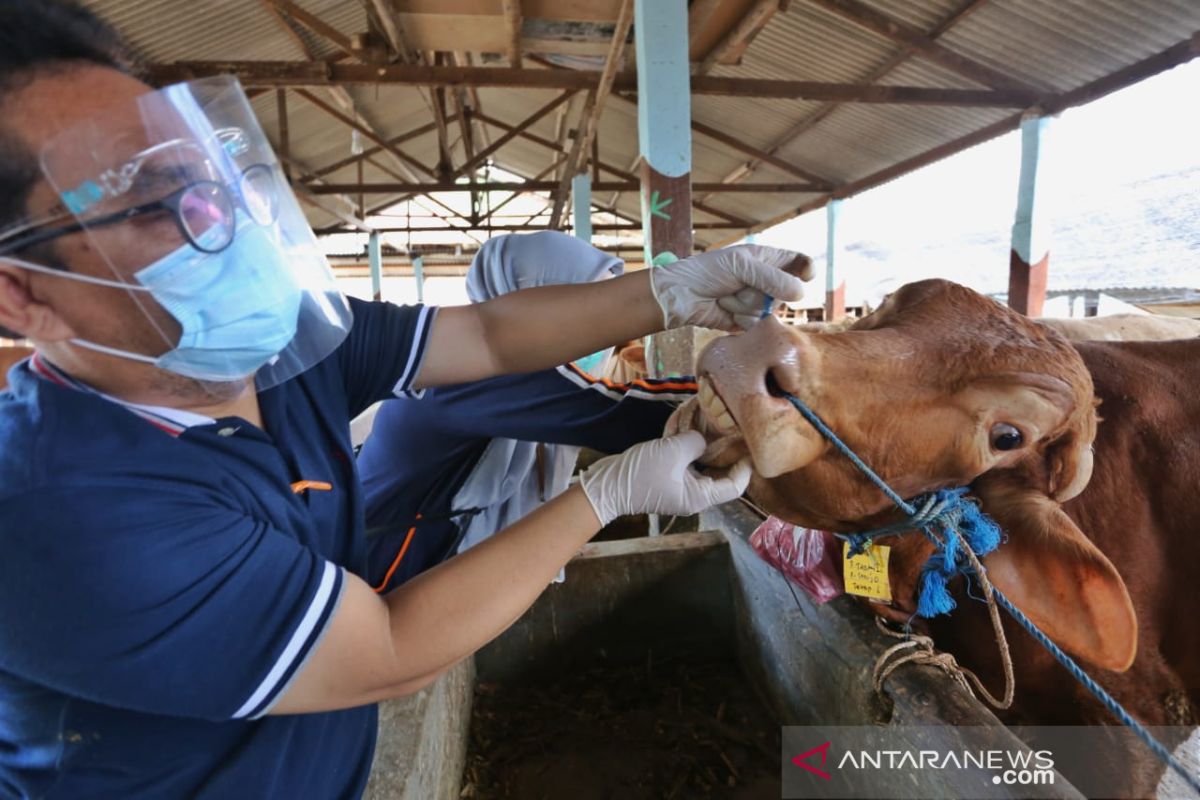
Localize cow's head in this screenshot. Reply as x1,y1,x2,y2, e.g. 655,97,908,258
682,279,1136,671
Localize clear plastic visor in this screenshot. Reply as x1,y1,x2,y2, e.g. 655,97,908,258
22,76,351,389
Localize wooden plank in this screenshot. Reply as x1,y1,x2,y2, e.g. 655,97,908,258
690,118,834,188
305,121,439,180
145,61,1034,105
807,0,1040,95
295,88,438,179
500,0,523,67
275,89,290,181
549,0,635,228
307,180,824,193
267,0,356,57
707,31,1200,247
695,0,781,75
456,91,575,177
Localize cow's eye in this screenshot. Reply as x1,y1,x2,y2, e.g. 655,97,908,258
990,423,1024,451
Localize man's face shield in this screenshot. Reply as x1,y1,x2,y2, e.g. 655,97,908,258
2,76,351,389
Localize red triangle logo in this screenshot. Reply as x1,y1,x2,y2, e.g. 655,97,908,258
791,741,832,780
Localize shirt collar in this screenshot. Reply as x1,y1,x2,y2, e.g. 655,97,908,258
29,353,215,437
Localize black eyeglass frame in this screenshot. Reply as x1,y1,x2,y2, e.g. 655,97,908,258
0,163,278,257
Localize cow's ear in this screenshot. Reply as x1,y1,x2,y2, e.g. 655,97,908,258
974,480,1137,672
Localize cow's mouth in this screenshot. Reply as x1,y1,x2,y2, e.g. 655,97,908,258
698,376,739,435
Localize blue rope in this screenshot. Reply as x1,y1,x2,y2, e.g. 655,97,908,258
775,389,1200,795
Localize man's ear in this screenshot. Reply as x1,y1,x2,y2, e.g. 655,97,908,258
0,264,76,342
975,478,1137,672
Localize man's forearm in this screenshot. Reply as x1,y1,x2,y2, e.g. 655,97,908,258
479,270,662,374
382,485,602,680
415,271,662,388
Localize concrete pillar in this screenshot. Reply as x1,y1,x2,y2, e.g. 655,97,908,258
1008,113,1054,317
635,0,692,266
824,199,845,322
571,172,592,242
368,231,382,301
636,0,695,381
412,255,425,304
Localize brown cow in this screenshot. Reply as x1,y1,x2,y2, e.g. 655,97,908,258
1038,313,1200,342
674,279,1199,796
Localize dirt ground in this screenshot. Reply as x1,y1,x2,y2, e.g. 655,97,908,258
463,656,781,799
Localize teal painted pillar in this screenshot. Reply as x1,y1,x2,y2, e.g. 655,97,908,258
412,254,425,304
572,172,592,242
635,0,692,265
368,231,382,301
824,199,844,322
1008,113,1054,317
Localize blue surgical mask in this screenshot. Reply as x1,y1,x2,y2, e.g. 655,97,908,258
64,220,302,381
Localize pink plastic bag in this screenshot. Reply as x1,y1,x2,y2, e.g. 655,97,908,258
749,516,844,604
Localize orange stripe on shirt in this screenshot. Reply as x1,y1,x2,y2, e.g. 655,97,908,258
565,362,697,393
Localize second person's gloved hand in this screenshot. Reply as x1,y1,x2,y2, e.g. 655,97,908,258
580,431,751,527
649,245,813,331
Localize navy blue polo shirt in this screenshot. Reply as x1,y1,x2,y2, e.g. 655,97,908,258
0,297,436,799
358,364,696,590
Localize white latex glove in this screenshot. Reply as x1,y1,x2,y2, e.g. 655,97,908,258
649,245,812,330
580,431,752,527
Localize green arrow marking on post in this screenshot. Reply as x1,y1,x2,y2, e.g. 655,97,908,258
647,190,673,220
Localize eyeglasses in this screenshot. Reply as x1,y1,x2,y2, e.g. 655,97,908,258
0,163,279,257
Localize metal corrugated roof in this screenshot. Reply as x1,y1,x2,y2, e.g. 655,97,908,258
79,0,1200,245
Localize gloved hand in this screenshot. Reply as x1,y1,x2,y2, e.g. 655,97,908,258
580,431,752,527
649,245,812,330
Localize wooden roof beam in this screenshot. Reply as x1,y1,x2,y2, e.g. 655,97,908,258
266,0,356,58
551,0,635,228
501,0,523,68
363,0,417,63
471,110,752,227
146,62,1035,106
707,31,1200,248
695,0,785,76
700,0,990,201
805,0,1040,95
308,181,826,194
295,88,437,180
304,120,439,181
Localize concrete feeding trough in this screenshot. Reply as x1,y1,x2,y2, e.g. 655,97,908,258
364,501,1084,799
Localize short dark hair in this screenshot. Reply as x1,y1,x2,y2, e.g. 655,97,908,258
0,0,136,228
0,1,135,337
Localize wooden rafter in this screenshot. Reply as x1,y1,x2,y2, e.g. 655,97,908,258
295,89,437,179
709,32,1200,247
549,0,635,228
699,0,990,202
695,0,783,75
805,0,1040,95
457,91,575,177
471,111,752,227
501,0,523,68
362,0,416,63
276,89,290,181
146,62,1036,106
266,0,356,58
308,181,826,194
306,120,439,180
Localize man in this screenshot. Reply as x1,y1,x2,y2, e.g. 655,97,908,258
0,3,806,797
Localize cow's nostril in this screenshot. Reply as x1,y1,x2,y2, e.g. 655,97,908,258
765,369,787,398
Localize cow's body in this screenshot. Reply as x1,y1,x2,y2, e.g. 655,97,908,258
678,281,1199,796
1039,313,1200,342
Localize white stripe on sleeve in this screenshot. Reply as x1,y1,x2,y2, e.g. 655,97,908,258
232,561,339,719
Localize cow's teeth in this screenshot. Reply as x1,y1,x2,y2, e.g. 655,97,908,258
714,410,736,433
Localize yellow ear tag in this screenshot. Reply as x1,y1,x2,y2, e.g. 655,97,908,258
842,542,893,603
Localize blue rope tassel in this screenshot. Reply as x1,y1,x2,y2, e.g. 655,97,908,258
774,388,1200,795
